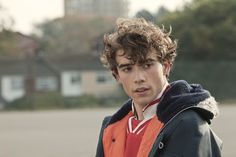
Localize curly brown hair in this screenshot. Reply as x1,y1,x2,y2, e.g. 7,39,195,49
100,18,177,74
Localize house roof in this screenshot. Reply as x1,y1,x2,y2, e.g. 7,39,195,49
48,54,106,71
0,57,59,76
0,54,107,76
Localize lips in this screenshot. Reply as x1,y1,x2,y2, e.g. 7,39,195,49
134,87,149,94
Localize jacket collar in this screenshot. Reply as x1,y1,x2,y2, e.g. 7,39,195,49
107,80,219,126
156,80,219,124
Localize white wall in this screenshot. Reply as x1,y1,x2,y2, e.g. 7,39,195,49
1,76,25,102
61,71,83,96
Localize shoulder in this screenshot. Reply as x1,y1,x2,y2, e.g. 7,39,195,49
151,109,222,157
161,109,212,145
101,116,112,128
178,109,207,126
154,109,222,157
167,109,209,134
156,110,212,155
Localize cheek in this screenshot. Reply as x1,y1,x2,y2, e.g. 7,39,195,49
121,78,131,90
118,76,133,94
148,68,166,86
116,71,131,84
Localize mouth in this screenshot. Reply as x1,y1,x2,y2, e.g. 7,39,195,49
134,87,149,94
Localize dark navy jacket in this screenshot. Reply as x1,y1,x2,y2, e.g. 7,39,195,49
96,80,223,157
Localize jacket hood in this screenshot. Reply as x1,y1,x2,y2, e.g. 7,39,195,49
157,80,219,124
108,80,219,126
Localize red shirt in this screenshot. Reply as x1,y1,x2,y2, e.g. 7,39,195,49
124,117,151,157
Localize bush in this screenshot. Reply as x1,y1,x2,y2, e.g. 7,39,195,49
6,92,65,110
5,92,127,110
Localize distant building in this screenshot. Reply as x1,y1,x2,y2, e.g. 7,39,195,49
50,54,119,97
0,57,59,102
0,55,120,106
64,0,129,17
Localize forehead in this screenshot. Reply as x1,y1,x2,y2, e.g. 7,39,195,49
116,49,158,64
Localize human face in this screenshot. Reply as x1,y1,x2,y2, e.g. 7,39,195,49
115,49,170,108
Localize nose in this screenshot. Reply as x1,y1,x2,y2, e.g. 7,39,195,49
134,68,145,84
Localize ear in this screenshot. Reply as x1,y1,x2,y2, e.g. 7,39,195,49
162,61,171,77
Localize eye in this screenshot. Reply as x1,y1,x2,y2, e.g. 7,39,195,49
143,62,153,69
121,66,132,72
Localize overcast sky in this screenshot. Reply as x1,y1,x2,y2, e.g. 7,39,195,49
0,0,189,34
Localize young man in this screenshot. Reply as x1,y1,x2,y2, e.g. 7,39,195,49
96,18,222,157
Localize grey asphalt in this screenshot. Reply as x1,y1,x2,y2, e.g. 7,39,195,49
0,105,234,157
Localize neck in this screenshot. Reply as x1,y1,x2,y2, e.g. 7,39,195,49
134,104,145,120
133,82,169,120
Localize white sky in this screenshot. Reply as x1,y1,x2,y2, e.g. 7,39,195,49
0,0,189,34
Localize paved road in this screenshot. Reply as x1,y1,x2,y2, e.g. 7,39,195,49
0,105,234,157
211,105,235,157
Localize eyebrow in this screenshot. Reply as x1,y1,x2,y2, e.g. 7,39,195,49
137,58,157,65
117,63,134,69
117,58,157,68
144,58,156,63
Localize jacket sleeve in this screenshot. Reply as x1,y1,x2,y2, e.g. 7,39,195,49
95,116,111,157
157,110,222,157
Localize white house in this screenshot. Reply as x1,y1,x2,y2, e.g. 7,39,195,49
51,54,119,97
0,55,120,106
1,75,25,102
0,57,60,104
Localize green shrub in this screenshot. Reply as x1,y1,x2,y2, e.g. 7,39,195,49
6,92,64,110
5,92,126,110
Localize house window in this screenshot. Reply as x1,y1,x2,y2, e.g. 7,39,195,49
35,77,57,91
71,73,81,84
96,73,113,84
10,77,24,90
